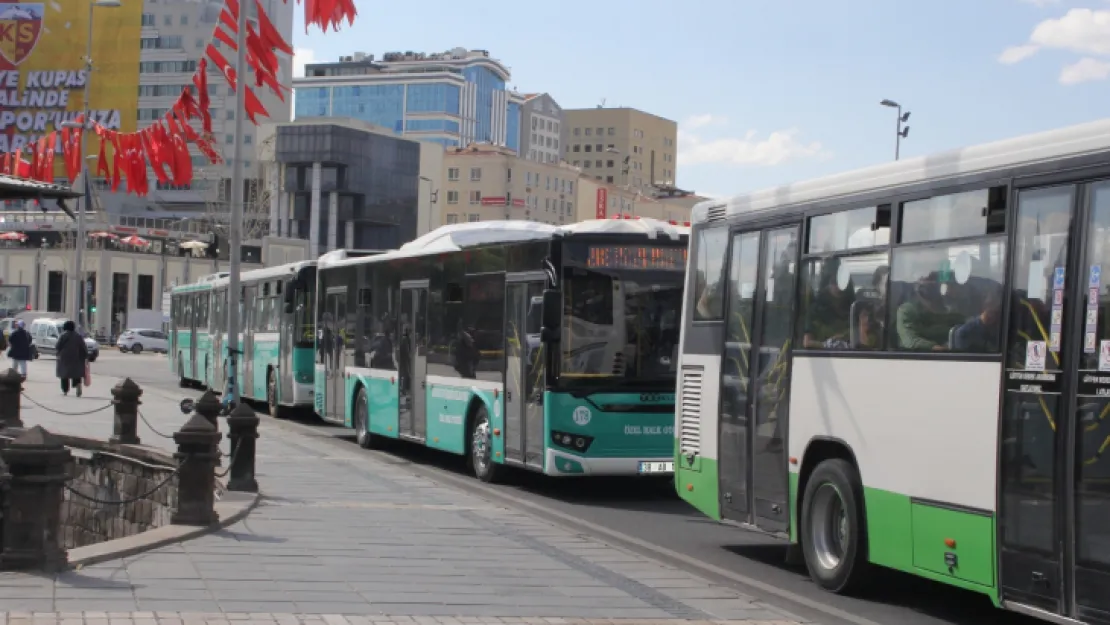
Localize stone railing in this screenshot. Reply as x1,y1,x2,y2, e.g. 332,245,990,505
0,371,261,572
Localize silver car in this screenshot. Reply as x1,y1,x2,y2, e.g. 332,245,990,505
117,329,169,354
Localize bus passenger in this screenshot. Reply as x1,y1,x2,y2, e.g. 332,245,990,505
802,257,855,349
857,266,890,348
895,273,964,351
953,289,1003,352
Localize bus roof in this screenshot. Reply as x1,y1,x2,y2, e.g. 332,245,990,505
691,117,1110,225
171,260,315,293
318,218,689,269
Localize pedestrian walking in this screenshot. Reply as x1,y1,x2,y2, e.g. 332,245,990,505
6,319,32,380
55,320,88,397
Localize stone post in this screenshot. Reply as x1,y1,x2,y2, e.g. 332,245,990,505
109,378,142,445
0,426,72,571
0,369,24,429
171,412,221,526
194,390,221,428
226,401,259,492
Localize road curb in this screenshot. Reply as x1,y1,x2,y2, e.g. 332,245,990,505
68,489,260,568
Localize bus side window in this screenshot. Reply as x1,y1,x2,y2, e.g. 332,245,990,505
693,227,728,321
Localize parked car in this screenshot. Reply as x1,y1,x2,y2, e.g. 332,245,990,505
117,329,169,354
30,318,98,362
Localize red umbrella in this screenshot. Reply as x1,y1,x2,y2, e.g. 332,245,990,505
89,231,117,239
0,231,27,241
120,235,150,247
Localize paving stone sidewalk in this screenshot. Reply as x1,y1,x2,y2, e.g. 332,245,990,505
1,357,807,624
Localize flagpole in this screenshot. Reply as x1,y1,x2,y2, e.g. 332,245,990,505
225,0,248,407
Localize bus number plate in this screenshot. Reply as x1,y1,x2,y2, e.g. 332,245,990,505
639,461,674,474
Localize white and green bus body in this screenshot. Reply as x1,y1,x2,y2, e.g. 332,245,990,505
169,278,217,386
315,219,688,481
202,261,318,415
675,119,1110,624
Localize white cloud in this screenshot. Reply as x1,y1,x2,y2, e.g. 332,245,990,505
999,8,1110,83
293,48,316,78
1060,57,1110,84
1020,0,1060,6
678,118,826,168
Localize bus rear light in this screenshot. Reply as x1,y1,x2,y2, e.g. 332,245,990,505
493,428,501,436
944,538,956,548
789,456,798,465
686,484,694,491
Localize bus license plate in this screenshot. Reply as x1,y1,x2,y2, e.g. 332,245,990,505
639,461,674,474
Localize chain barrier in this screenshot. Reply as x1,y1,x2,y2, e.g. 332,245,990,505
214,439,242,478
138,409,175,439
20,392,113,417
62,458,185,506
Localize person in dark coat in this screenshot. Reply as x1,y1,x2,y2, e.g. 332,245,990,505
6,319,32,379
55,320,88,396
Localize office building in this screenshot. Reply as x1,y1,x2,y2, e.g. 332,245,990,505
262,118,442,256
293,48,523,151
520,93,565,165
563,107,678,194
440,144,578,226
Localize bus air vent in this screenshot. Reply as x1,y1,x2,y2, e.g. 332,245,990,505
706,205,727,223
679,365,703,455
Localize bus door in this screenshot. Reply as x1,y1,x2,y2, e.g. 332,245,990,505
718,224,799,534
324,286,347,421
399,281,428,441
998,181,1110,622
504,274,546,468
242,284,257,400
210,288,226,394
189,293,201,381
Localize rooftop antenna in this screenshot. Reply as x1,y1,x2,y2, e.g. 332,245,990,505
598,98,606,109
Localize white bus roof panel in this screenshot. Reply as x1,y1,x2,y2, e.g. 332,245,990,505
205,260,316,289
318,219,689,269
691,117,1110,225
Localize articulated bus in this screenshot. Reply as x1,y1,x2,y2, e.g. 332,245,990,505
674,119,1110,624
170,261,317,415
315,219,688,481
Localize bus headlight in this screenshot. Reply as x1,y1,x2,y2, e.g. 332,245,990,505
551,430,593,453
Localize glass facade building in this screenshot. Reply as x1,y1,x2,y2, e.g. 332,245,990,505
293,51,521,153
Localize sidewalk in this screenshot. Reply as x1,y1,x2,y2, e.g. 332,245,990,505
1,356,807,624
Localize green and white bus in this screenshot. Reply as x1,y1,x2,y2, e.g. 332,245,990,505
675,118,1110,624
169,274,220,387
315,218,688,481
170,261,317,416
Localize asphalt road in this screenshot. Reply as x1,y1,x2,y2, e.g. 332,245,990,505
94,350,1043,625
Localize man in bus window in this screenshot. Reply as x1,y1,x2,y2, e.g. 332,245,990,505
857,265,890,348
802,257,854,349
895,272,965,351
953,288,1003,353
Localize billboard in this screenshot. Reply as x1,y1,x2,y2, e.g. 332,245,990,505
0,0,142,176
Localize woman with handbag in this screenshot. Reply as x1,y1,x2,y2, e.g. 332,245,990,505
55,320,88,396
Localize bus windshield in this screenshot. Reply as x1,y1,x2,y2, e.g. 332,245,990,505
560,268,683,386
294,269,316,347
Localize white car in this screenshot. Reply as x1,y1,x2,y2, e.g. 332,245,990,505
117,329,169,354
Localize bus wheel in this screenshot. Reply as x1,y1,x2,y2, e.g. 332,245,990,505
354,387,378,449
468,404,501,483
267,371,284,418
801,459,870,594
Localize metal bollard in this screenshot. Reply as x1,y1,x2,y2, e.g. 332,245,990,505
109,378,142,445
194,390,221,428
171,412,221,526
0,369,24,429
0,426,72,571
226,401,259,493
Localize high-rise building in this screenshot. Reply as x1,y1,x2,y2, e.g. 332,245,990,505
519,93,564,165
124,0,294,214
562,107,678,194
292,48,522,152
440,144,578,226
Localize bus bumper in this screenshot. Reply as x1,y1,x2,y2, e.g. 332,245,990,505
544,449,675,477
292,381,314,406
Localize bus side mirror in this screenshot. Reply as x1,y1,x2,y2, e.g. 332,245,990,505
540,289,561,343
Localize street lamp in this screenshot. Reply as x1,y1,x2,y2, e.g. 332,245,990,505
880,99,911,161
418,175,438,235
60,0,119,329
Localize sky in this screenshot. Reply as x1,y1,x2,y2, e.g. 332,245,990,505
289,0,1110,200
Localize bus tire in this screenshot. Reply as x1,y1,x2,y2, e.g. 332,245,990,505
267,370,285,419
800,458,870,594
354,386,378,449
468,403,501,483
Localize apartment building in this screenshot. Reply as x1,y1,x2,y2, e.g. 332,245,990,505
441,144,578,226
294,49,523,151
573,178,701,223
563,107,678,194
129,0,294,213
519,93,565,165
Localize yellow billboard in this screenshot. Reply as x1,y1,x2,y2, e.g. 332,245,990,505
0,0,142,176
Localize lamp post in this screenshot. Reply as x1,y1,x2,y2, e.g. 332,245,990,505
225,0,250,407
879,99,911,161
61,0,119,330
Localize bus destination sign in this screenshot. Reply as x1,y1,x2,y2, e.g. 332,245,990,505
587,245,688,271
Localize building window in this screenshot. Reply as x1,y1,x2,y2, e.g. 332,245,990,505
608,127,615,135
468,214,480,222
595,160,602,167
226,134,234,144
447,191,459,204
446,214,459,224
573,128,580,136
469,190,481,205
607,160,614,168
585,128,592,136
163,14,172,26
470,167,481,182
447,167,459,181
606,176,614,183
141,13,155,26
136,275,154,310
585,145,592,153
